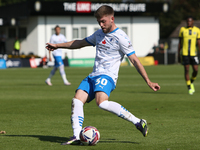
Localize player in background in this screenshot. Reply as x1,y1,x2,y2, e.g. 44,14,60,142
45,25,71,86
46,5,160,145
178,16,200,95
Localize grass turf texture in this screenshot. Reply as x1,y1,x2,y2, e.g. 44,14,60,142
0,65,200,150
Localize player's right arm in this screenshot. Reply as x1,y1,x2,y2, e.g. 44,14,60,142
46,39,91,51
128,53,160,92
178,37,182,63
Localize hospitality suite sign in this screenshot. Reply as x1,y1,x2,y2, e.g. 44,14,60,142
64,2,147,13
63,2,169,13
0,1,169,26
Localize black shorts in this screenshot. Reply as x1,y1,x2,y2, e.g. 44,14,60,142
182,56,199,65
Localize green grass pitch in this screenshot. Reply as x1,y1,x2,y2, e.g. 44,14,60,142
0,65,200,150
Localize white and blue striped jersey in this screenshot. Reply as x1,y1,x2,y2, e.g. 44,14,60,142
50,34,67,57
85,28,135,85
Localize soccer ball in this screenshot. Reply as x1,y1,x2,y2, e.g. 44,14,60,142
79,126,100,146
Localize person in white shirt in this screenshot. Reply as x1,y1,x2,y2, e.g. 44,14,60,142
46,5,160,145
45,25,71,86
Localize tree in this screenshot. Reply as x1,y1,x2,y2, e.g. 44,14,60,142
159,0,200,38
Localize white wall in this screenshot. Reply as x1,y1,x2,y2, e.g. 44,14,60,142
18,15,159,58
131,17,159,57
71,16,97,59
115,16,131,37
37,16,46,57
25,17,38,55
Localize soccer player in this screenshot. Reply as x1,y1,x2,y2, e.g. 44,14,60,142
45,25,71,86
46,5,160,145
178,16,200,95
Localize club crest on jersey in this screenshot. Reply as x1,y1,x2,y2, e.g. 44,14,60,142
108,38,115,45
128,41,132,48
194,32,196,34
102,40,106,44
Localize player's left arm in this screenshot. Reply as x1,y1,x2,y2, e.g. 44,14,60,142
128,54,160,91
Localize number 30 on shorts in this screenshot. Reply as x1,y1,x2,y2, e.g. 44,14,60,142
95,77,108,86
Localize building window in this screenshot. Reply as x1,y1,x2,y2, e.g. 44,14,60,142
80,27,87,38
121,27,128,35
73,28,79,39
72,27,87,39
51,27,66,36
19,27,27,39
8,28,16,38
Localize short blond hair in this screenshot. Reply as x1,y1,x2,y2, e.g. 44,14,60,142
94,5,114,19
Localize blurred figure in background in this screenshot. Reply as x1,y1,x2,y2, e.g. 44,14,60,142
13,37,20,56
178,16,200,95
38,55,48,68
0,31,6,55
159,43,164,53
45,25,71,86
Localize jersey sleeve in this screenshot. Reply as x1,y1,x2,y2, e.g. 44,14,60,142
119,34,135,56
179,27,184,38
50,35,54,43
85,31,98,47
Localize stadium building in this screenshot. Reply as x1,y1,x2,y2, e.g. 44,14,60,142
0,1,169,67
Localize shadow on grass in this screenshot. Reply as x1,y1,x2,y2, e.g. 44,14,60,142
99,139,139,144
129,91,179,94
4,135,69,143
4,135,139,144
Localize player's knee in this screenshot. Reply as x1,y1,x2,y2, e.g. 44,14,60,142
98,100,109,110
74,90,89,104
73,97,86,104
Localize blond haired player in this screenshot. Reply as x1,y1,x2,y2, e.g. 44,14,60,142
46,5,160,145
